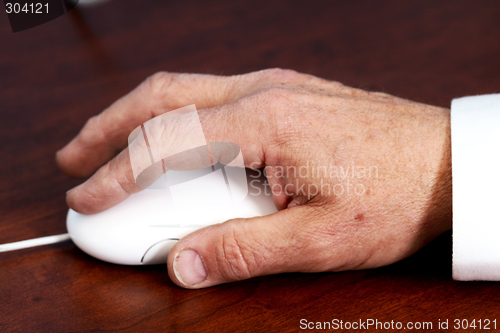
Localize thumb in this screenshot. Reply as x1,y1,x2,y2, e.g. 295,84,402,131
167,206,323,289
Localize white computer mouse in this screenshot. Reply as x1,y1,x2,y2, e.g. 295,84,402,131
67,166,277,265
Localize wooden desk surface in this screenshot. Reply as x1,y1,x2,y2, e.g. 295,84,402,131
1,1,499,332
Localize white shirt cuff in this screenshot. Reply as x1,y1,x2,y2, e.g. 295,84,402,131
451,93,500,280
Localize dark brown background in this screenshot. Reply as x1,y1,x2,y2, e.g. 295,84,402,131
1,1,499,332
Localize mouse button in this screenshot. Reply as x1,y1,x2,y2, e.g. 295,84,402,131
169,168,232,208
141,239,178,265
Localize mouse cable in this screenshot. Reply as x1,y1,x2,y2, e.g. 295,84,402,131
0,233,71,253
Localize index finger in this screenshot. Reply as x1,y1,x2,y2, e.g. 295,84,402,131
56,72,238,177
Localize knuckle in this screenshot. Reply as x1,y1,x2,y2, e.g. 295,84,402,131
243,87,299,147
215,224,256,281
240,86,295,123
262,68,301,81
142,71,179,100
108,158,136,195
255,86,295,108
236,86,294,119
79,115,104,144
81,114,121,150
84,114,100,128
243,68,303,86
328,80,347,89
370,91,394,99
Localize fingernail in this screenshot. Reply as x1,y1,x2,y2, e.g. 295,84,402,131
173,249,207,286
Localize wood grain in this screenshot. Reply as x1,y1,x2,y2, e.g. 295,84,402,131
1,0,499,331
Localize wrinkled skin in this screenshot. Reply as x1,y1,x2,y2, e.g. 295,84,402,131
57,69,451,289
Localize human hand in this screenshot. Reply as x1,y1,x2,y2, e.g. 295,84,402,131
57,69,452,288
